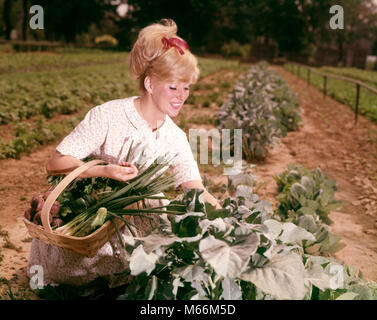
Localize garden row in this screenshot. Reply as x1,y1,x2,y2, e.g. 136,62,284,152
285,63,377,124
216,61,302,161
107,161,377,300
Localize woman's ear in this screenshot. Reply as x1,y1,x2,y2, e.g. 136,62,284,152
144,76,153,94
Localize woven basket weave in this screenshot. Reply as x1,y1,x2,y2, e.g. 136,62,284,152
23,159,133,258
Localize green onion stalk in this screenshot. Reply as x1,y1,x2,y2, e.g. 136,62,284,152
55,154,185,237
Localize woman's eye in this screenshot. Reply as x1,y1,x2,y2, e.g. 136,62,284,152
169,86,177,90
184,87,190,91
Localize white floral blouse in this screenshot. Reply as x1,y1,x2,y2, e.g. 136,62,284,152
56,95,202,188
27,96,202,288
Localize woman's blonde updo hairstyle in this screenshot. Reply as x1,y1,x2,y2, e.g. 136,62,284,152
129,18,200,93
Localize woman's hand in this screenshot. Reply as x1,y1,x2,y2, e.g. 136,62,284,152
180,180,222,209
103,162,139,182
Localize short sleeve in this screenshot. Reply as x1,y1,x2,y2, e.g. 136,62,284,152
56,105,108,160
169,131,202,189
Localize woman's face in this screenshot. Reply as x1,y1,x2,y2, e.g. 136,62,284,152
148,77,191,118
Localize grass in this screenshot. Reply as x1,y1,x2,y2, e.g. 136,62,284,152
285,63,377,124
319,66,377,88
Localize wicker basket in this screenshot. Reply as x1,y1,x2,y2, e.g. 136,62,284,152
23,159,133,258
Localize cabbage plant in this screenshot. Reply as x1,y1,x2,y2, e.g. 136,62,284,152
116,186,377,300
216,62,301,161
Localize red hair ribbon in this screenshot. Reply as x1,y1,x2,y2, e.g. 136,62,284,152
161,37,190,55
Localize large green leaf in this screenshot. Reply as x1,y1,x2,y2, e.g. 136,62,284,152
279,222,316,243
135,231,180,254
335,292,359,300
264,219,315,243
199,218,229,235
320,187,333,207
304,263,333,291
199,234,259,278
175,265,209,283
301,176,314,193
129,245,158,276
239,252,307,300
297,215,318,234
220,277,242,300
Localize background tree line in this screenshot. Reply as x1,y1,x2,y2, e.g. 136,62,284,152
1,0,377,58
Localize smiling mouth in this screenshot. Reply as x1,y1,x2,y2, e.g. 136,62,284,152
170,103,182,110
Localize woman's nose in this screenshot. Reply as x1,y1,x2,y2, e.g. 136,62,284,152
176,87,186,101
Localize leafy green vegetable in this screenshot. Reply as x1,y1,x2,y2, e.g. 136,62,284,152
217,62,301,161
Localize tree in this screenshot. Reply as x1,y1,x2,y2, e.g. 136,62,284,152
3,0,12,40
332,0,377,64
122,0,256,52
28,0,113,42
22,0,28,41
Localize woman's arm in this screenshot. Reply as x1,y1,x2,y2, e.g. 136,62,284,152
46,150,138,181
180,180,222,209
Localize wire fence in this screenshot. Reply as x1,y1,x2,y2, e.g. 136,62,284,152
285,62,377,125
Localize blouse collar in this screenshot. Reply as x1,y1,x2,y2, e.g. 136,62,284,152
126,96,166,132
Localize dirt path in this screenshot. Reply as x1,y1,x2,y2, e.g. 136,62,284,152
0,144,56,299
1,64,377,299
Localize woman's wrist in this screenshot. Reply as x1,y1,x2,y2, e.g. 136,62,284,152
78,164,108,179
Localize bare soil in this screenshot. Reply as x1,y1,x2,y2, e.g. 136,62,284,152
1,65,377,299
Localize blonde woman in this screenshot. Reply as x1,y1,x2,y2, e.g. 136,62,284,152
27,18,221,289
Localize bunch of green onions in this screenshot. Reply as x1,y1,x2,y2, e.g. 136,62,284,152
55,154,185,238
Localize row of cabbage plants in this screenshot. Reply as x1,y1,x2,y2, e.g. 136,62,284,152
216,61,301,161
114,163,377,300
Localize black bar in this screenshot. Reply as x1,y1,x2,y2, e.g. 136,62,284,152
355,83,360,125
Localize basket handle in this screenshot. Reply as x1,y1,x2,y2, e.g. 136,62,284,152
41,159,106,233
